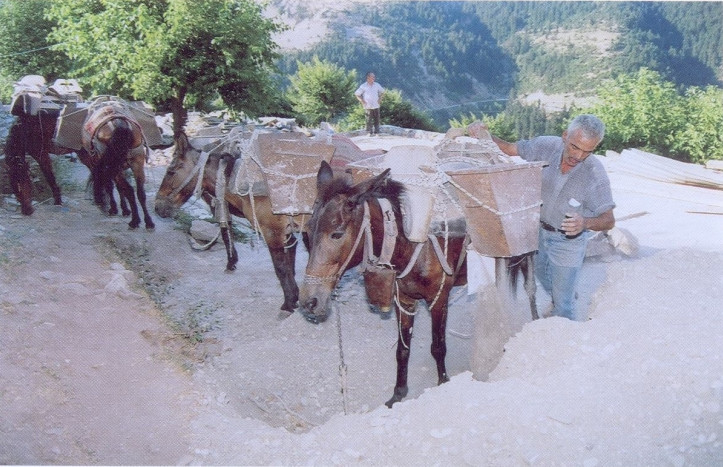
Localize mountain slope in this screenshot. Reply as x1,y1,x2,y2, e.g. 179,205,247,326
266,1,723,123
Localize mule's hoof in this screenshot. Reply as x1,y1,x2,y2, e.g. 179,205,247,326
385,386,408,408
369,304,394,320
384,396,400,408
277,310,294,321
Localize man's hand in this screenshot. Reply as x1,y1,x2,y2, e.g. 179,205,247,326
561,212,585,236
467,121,491,140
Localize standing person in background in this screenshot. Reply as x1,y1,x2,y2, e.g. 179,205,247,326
354,72,385,136
484,114,616,320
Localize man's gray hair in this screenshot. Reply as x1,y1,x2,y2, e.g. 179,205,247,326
568,114,605,141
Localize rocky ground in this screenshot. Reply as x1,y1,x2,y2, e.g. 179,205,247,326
2,123,722,465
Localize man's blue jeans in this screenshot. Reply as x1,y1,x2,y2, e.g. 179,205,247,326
535,228,588,320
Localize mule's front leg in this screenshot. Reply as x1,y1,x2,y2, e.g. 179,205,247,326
268,243,299,312
430,300,450,386
6,155,34,215
221,225,238,271
386,298,417,408
133,176,155,230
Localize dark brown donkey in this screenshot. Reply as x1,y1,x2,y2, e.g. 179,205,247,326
84,100,154,229
300,161,537,407
4,93,81,215
4,93,131,217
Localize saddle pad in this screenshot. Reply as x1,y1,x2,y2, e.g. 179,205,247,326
82,102,140,151
349,146,442,242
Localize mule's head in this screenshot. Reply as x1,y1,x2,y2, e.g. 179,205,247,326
300,161,396,324
154,132,199,218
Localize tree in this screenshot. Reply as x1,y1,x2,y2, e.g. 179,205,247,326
588,68,723,162
448,101,570,142
670,86,723,163
286,56,358,127
46,0,283,136
589,68,682,155
0,0,71,101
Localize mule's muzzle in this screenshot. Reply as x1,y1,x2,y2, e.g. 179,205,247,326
154,196,177,218
300,297,329,324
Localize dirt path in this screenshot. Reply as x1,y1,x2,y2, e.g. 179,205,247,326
0,195,200,464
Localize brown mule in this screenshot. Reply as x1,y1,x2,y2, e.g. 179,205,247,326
300,160,537,407
155,132,307,312
5,94,77,215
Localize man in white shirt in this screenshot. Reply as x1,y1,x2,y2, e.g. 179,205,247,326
354,72,385,136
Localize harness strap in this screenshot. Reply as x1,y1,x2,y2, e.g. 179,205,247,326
365,197,398,268
427,234,455,275
396,242,424,279
341,201,371,276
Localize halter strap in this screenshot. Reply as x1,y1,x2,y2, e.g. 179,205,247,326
363,198,397,269
303,201,371,285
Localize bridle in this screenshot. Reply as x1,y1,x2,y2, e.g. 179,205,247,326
302,200,372,286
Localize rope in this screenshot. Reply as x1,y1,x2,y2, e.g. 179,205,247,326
0,42,67,59
335,303,349,415
446,177,542,216
188,230,220,251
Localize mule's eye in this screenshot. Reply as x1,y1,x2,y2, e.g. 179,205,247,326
331,231,343,240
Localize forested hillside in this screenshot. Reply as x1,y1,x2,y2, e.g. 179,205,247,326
272,1,723,125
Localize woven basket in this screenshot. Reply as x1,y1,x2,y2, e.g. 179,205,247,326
54,102,88,150
255,133,335,215
446,162,545,257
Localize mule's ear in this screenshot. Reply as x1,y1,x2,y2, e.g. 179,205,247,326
317,160,334,190
349,168,391,205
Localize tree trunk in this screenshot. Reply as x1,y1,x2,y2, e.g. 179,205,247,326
170,89,188,138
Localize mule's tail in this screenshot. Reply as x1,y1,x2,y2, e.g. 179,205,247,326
93,119,135,208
